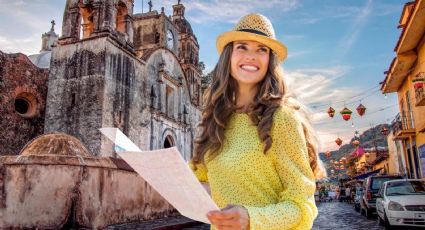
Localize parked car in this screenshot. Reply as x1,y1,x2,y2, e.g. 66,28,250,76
360,175,402,218
354,187,363,212
376,179,425,228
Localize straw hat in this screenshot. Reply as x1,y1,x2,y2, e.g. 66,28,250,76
216,13,287,61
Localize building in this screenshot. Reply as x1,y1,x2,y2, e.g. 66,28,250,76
380,0,425,178
0,1,203,228
0,0,202,160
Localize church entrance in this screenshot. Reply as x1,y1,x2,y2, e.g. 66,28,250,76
163,135,174,148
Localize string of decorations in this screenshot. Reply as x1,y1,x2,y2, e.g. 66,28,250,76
307,85,380,109
314,103,397,126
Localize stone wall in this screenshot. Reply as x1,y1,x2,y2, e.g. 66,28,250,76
0,51,49,155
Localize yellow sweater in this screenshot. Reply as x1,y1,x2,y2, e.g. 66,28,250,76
190,106,318,230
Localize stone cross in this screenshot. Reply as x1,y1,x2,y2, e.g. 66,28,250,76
50,20,55,31
148,0,152,12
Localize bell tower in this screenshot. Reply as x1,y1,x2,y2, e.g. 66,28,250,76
60,0,134,50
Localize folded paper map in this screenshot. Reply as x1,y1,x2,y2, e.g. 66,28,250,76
99,128,219,224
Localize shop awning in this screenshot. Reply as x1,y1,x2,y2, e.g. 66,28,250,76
352,168,383,180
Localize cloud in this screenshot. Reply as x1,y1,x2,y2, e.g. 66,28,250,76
338,0,373,57
282,65,374,151
0,34,41,54
182,0,300,24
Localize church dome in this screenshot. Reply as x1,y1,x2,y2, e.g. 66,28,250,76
19,133,91,157
28,51,51,69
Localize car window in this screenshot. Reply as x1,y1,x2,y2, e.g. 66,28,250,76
372,177,398,190
386,181,425,196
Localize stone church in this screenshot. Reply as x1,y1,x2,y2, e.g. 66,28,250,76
0,0,203,160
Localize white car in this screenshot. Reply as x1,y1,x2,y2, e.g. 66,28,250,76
376,179,425,228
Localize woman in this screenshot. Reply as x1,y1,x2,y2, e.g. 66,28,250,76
190,13,325,230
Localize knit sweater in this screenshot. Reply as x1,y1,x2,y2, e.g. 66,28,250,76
190,106,318,230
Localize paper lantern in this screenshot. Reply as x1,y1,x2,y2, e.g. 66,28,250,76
381,127,389,136
413,72,424,89
356,104,366,116
327,107,335,118
325,151,331,159
335,137,343,146
340,107,352,121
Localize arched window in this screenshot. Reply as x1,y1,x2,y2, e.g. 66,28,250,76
79,7,94,39
116,2,128,35
163,135,174,148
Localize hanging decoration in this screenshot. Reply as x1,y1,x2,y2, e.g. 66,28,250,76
335,137,343,146
325,151,331,159
381,127,389,136
352,139,360,146
413,72,424,89
356,104,366,116
327,107,335,118
340,107,352,121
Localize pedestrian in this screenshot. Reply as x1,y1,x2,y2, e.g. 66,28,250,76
189,13,326,230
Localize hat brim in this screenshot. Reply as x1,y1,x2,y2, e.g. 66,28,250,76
216,31,287,62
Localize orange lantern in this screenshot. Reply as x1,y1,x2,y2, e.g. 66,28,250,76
381,127,389,136
325,151,331,159
356,104,366,116
335,137,343,146
327,107,335,118
340,107,352,121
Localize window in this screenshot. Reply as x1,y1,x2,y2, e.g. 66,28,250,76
14,92,38,118
116,2,128,34
79,7,94,39
166,85,174,117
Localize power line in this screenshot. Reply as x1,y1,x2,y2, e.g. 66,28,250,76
306,85,382,109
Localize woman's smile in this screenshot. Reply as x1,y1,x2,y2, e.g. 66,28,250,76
239,63,259,72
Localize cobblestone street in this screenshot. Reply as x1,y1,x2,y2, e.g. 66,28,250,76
312,201,385,230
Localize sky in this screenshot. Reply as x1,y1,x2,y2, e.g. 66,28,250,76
0,0,407,152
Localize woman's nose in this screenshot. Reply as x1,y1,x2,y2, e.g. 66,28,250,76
244,51,256,61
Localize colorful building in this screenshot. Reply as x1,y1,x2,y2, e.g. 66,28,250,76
381,0,425,178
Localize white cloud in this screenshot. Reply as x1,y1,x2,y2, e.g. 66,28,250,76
338,0,372,57
0,34,41,54
183,0,300,24
282,65,377,152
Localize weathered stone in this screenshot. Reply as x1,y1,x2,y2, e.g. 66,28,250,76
0,51,49,155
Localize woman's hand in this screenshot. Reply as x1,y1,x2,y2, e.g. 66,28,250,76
207,204,250,230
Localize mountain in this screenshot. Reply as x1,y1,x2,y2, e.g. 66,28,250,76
320,123,390,163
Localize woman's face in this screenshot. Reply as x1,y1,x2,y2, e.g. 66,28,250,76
230,40,270,89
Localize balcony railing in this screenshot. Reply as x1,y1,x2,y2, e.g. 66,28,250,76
391,112,415,139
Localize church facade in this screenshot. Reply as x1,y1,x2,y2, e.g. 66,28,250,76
0,0,203,160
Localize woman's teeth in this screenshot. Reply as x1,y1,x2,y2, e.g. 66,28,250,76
240,65,259,71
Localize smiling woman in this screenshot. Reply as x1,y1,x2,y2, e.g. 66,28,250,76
190,13,325,230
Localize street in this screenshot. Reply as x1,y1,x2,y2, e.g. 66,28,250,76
107,201,425,229
313,202,384,230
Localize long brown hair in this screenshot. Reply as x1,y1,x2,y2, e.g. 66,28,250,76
193,43,326,179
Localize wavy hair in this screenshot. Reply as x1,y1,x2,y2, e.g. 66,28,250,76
193,43,326,179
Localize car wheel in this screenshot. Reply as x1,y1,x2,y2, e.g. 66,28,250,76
383,211,393,230
377,213,385,226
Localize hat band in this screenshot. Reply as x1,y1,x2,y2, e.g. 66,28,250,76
237,29,269,37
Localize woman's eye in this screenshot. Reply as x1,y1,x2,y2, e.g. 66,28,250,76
236,45,247,50
258,48,269,53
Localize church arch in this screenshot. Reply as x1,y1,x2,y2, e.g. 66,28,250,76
161,128,177,149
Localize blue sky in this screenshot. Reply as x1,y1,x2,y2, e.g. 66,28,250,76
0,0,406,151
